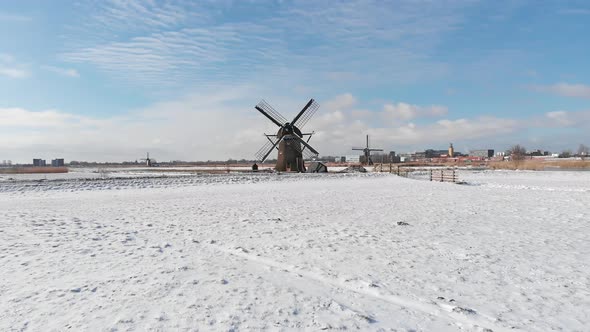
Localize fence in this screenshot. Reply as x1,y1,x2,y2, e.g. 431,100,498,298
374,164,460,183
373,163,412,177
429,169,458,183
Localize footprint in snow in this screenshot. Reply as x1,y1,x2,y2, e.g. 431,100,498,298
452,306,477,315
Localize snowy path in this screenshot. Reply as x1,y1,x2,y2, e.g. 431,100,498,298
1,172,588,331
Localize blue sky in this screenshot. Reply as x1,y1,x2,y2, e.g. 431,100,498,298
1,0,589,162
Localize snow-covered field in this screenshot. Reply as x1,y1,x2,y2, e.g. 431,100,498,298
0,165,371,182
0,166,274,182
1,170,588,331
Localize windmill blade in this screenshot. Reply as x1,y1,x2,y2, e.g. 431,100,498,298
300,131,314,153
292,99,319,129
255,100,288,127
291,99,314,126
292,135,319,155
290,138,318,160
302,146,318,160
255,140,273,161
299,146,319,160
265,134,279,148
255,137,282,162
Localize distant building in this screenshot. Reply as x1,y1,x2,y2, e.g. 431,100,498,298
529,149,549,157
470,149,495,158
345,155,361,163
388,151,401,163
423,149,448,158
448,143,454,158
33,159,46,167
51,158,65,167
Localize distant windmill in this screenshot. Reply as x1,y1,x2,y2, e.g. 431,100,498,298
140,152,152,167
253,98,320,172
352,135,383,165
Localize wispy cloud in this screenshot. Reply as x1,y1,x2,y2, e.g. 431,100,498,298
61,0,472,88
558,8,590,15
75,0,203,33
41,65,80,78
0,54,29,79
0,68,28,79
0,12,32,22
383,102,448,121
62,24,284,86
532,83,590,99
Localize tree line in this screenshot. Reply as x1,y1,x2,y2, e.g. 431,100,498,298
509,144,589,160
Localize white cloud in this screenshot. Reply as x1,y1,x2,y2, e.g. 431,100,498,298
0,67,28,79
546,111,573,126
0,54,13,62
41,65,80,78
323,94,356,111
382,102,448,121
0,54,29,79
533,83,590,98
543,110,590,127
0,108,78,127
3,92,587,163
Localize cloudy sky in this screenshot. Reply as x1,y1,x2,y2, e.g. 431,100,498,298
1,0,589,162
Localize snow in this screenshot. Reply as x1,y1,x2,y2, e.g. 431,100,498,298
1,170,588,331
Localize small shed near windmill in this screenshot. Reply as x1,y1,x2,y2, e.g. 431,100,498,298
306,161,327,173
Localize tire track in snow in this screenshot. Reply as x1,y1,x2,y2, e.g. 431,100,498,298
213,245,516,332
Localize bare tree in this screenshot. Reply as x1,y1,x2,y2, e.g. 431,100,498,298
509,144,527,168
578,144,589,160
509,144,527,160
559,150,572,158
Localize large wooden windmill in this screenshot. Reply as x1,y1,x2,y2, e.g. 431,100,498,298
254,98,320,172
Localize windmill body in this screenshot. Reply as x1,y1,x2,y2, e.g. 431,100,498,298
254,99,320,172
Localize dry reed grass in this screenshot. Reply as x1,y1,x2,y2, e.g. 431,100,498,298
488,160,590,170
0,167,69,174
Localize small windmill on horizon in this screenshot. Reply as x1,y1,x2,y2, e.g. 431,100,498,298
140,152,153,167
352,135,383,165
